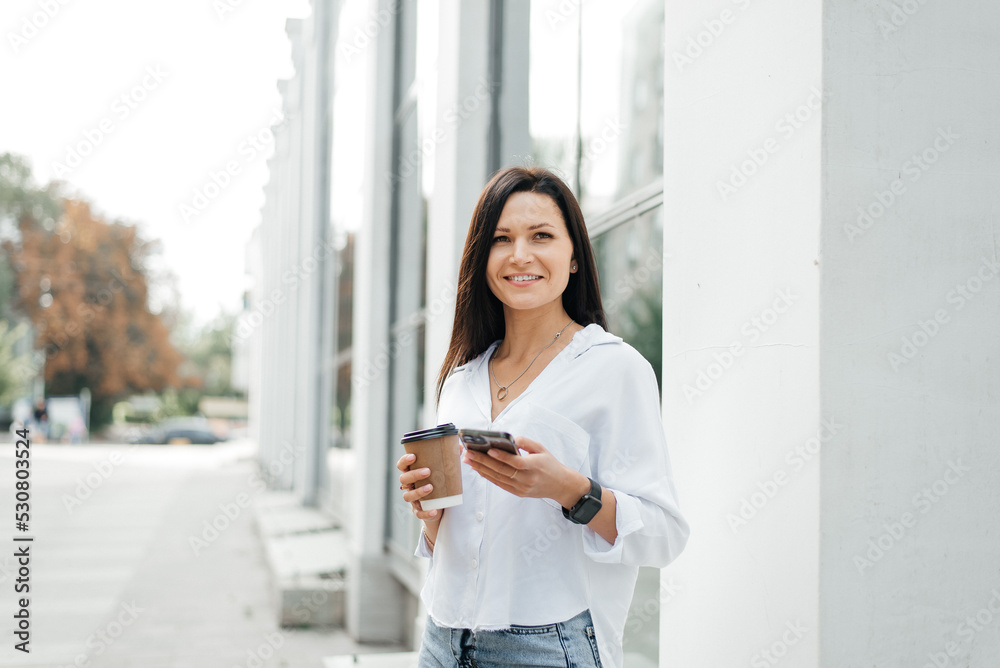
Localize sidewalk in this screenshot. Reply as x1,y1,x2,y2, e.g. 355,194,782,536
0,438,401,668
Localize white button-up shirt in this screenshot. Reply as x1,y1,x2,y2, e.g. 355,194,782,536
415,324,689,668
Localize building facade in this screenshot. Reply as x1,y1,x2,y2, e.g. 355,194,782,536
247,1,1000,666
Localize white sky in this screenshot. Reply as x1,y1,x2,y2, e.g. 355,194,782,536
0,0,310,327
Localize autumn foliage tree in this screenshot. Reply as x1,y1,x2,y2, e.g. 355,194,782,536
2,156,189,429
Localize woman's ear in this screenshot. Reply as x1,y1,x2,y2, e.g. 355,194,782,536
570,257,578,272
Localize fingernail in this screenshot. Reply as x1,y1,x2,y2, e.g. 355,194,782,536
428,509,437,517
421,468,430,475
422,484,432,492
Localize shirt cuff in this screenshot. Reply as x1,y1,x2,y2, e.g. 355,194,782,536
582,488,644,563
414,529,434,559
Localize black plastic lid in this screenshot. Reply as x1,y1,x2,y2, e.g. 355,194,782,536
401,422,458,444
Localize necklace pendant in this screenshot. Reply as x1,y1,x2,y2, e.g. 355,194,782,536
497,386,508,400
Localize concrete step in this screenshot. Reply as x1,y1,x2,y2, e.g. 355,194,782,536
323,651,420,668
254,490,348,628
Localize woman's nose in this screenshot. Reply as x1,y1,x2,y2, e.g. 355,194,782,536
510,238,533,264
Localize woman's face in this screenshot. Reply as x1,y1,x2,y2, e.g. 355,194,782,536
486,191,577,314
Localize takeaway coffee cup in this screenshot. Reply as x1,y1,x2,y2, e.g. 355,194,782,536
400,423,463,510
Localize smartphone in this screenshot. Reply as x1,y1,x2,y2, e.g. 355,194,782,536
458,429,519,455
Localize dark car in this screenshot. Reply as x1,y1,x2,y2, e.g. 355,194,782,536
129,417,224,445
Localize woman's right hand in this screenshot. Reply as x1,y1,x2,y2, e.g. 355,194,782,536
396,453,443,524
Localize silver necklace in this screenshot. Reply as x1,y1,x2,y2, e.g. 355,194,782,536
490,319,574,401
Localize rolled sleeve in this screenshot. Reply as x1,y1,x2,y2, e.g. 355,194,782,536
583,349,690,568
581,487,644,562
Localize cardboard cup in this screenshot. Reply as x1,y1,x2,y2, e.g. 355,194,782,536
401,424,463,510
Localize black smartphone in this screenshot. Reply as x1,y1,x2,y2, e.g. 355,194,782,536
459,429,519,455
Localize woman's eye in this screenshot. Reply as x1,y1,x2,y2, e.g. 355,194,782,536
492,235,509,243
535,232,552,239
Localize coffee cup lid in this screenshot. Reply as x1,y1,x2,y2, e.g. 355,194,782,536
401,422,458,444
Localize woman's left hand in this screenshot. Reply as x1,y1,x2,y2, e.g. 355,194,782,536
462,435,589,508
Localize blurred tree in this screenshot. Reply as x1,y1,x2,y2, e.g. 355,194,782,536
0,153,62,318
175,310,241,398
0,319,32,405
2,157,191,429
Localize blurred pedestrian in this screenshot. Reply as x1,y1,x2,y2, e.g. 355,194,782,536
32,397,48,442
397,167,689,668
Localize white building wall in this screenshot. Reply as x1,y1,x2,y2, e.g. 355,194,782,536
821,1,1000,665
659,1,822,665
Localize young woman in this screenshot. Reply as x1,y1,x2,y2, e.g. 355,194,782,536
397,167,689,668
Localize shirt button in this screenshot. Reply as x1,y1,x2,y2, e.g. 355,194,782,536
471,559,478,569
475,512,484,521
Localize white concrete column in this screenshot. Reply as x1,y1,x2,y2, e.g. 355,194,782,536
659,1,822,665
346,0,406,644
821,1,1000,665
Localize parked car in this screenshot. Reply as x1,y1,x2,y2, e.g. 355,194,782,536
129,417,224,445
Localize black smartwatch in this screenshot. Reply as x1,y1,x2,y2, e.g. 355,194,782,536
563,477,603,525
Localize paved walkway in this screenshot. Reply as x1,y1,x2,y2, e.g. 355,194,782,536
0,438,399,668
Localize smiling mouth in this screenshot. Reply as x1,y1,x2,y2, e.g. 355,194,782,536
505,275,542,282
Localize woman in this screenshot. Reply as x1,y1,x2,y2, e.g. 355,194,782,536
397,167,689,668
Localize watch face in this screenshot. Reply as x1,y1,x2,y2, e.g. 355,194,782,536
571,496,602,525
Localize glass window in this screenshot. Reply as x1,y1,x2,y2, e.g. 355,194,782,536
579,0,664,215
529,0,665,217
592,205,664,666
528,0,581,192
592,206,664,391
385,0,436,557
331,231,354,449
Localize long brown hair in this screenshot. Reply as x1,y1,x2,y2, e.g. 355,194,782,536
435,167,606,407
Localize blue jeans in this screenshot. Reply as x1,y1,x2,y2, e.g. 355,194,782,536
416,609,603,668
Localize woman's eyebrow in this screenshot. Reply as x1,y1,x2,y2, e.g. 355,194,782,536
494,222,555,233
